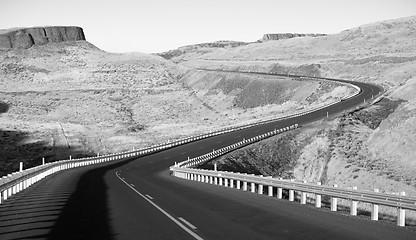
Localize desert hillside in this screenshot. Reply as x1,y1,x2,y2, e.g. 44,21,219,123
187,16,416,204
0,30,348,176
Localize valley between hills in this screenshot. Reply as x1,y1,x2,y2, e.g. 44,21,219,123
1,16,416,223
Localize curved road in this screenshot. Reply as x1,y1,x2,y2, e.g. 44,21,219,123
1,73,415,240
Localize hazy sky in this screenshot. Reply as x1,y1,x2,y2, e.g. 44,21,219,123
1,0,415,53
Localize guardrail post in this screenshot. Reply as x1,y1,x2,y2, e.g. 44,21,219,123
243,181,247,191
214,176,218,185
351,186,358,216
219,177,223,186
42,157,45,165
300,180,307,204
236,180,241,189
224,178,228,187
331,184,338,211
258,184,263,195
268,185,273,197
230,179,234,188
214,163,217,171
251,182,256,193
289,189,295,201
2,190,6,201
205,175,209,183
315,182,322,208
397,192,406,227
371,189,379,221
277,187,283,199
209,176,213,184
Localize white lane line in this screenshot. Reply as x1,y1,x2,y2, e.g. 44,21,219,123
178,217,197,230
115,172,204,240
145,194,153,200
130,183,135,187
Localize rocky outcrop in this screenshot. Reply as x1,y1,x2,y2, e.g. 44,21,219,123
261,33,326,42
0,26,85,50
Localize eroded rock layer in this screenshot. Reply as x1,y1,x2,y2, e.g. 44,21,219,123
0,26,85,49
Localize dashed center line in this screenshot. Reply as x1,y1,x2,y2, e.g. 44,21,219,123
115,171,204,240
178,217,197,230
145,194,154,200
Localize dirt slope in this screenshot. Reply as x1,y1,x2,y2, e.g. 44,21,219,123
187,16,416,207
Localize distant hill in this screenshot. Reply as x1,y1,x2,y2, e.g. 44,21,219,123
156,40,250,62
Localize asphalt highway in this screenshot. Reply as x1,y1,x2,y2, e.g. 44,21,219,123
1,75,415,240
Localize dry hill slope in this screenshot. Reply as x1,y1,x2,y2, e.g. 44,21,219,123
189,16,416,201
0,31,346,176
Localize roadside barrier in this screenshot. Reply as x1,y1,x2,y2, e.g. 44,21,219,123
170,123,416,227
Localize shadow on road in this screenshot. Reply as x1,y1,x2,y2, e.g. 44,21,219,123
47,157,139,240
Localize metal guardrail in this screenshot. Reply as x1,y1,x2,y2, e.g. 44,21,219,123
170,124,416,227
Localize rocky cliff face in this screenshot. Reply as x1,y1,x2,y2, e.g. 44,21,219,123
0,26,85,49
261,33,326,42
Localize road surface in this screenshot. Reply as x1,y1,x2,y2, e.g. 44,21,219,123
1,73,415,239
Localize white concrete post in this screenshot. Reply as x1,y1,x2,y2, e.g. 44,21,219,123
214,163,217,171
243,181,248,191
397,192,406,227
300,180,307,204
277,188,283,199
230,179,234,188
209,176,213,184
214,177,218,185
258,184,263,195
219,177,223,186
251,182,255,193
224,178,228,187
351,186,358,216
19,162,23,172
371,189,379,221
331,184,338,211
236,180,241,189
301,191,307,204
42,157,45,165
268,186,273,197
289,189,295,201
69,155,72,160
315,182,322,208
